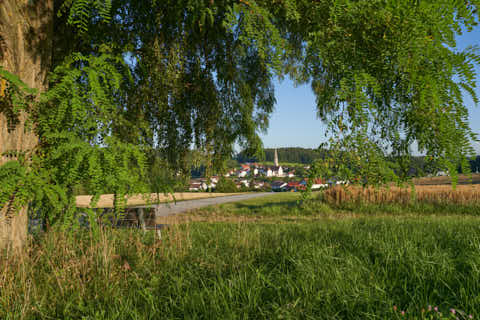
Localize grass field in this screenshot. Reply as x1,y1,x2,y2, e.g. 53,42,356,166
323,184,480,207
2,191,480,319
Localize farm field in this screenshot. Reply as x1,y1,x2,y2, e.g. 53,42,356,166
413,173,480,185
3,190,480,319
322,184,480,207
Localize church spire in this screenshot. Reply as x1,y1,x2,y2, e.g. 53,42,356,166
274,148,279,167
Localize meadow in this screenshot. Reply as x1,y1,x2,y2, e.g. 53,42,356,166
2,187,480,319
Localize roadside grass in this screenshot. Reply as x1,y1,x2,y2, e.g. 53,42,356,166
188,191,480,219
2,217,480,319
189,192,335,218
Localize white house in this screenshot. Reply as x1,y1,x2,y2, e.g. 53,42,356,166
266,166,284,177
273,166,284,177
189,182,208,191
266,168,273,177
252,181,264,189
311,182,328,190
238,170,248,178
305,178,328,190
239,180,250,188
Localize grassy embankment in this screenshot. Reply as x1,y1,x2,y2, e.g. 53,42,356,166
2,187,480,319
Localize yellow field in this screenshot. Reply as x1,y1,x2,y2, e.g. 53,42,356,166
75,192,244,208
324,184,480,205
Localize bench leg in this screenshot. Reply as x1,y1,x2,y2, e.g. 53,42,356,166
137,208,147,232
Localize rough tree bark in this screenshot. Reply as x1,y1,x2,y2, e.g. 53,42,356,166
0,0,53,249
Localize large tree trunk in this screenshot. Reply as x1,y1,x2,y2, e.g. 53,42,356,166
0,0,53,249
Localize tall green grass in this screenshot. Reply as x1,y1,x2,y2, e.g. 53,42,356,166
2,215,480,319
191,192,480,218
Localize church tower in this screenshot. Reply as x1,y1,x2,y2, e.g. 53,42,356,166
274,148,279,167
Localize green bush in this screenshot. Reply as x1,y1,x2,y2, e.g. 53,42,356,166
215,177,239,193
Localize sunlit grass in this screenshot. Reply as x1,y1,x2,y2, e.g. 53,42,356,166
2,191,480,319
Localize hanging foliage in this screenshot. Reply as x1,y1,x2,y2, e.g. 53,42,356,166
0,0,479,224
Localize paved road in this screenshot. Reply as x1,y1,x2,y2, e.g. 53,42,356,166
138,192,276,217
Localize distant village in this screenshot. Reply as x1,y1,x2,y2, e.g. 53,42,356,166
188,149,329,192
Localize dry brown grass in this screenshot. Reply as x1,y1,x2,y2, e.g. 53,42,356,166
324,184,480,205
75,192,246,208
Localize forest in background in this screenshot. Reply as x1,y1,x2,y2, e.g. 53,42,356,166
236,147,480,175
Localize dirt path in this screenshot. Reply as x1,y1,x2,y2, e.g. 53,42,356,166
75,192,247,208
141,193,275,217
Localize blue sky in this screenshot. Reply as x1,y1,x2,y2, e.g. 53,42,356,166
260,27,480,154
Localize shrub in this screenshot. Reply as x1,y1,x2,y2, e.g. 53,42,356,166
215,177,238,193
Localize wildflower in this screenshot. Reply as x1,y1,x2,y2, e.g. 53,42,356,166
434,306,439,312
450,308,456,315
401,311,405,316
469,315,473,319
428,305,432,311
393,306,397,312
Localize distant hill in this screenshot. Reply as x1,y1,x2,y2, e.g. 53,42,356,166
236,148,480,173
236,147,325,165
470,156,480,173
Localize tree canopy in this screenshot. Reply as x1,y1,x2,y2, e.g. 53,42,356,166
0,0,479,224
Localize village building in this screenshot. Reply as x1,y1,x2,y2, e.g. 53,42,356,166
224,170,234,177
301,178,328,190
239,180,250,188
252,181,265,189
189,181,207,191
265,148,284,177
238,170,248,178
271,180,288,192
287,181,304,192
272,166,284,177
273,148,283,176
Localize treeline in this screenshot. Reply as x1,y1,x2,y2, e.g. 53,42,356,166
235,147,480,175
265,148,326,164
470,156,480,173
236,147,325,164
